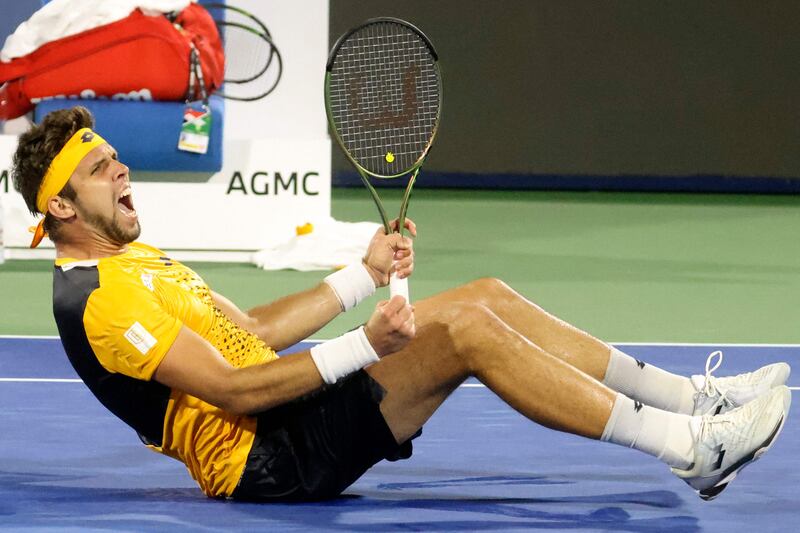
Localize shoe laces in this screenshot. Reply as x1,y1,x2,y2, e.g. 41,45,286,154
702,350,724,398
699,364,750,444
697,350,735,415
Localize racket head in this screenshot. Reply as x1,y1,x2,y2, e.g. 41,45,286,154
216,21,274,84
325,17,442,179
203,3,283,101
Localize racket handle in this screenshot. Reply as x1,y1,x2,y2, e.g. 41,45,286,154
389,273,410,303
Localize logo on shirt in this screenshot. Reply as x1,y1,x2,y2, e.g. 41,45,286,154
141,273,155,292
124,322,158,355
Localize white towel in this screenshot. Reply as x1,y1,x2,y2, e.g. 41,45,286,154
252,218,382,271
2,0,195,62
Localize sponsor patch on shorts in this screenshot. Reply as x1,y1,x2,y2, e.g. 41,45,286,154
124,321,157,355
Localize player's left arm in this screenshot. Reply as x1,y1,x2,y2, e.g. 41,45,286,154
212,218,416,351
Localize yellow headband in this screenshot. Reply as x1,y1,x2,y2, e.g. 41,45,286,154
37,128,107,213
30,127,107,248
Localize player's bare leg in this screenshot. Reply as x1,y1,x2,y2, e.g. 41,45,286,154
419,278,790,415
365,298,791,500
367,299,701,475
366,300,614,444
418,278,612,379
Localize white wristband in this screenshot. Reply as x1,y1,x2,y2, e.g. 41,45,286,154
324,262,376,311
310,326,380,385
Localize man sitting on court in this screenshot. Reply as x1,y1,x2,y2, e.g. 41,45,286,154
11,106,791,502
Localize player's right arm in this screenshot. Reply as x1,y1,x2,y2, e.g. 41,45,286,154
154,326,325,413
153,294,415,415
211,220,416,352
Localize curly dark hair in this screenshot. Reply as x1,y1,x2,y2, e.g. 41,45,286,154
11,106,95,241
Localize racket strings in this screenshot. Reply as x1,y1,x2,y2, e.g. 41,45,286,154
220,23,271,83
205,3,283,101
328,21,441,176
333,32,437,171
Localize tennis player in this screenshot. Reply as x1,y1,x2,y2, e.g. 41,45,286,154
12,107,790,502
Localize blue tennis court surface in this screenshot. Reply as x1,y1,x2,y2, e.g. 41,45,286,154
1,337,798,532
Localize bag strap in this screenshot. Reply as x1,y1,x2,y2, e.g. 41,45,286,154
185,42,210,108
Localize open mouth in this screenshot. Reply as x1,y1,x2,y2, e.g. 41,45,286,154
117,187,137,217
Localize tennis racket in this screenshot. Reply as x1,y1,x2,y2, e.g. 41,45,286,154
325,18,443,302
204,3,283,101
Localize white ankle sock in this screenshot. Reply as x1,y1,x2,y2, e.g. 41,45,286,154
601,393,700,469
603,347,697,414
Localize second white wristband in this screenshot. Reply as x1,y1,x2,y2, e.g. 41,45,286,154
309,326,380,385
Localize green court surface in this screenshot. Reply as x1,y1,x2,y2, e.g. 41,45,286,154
1,188,798,343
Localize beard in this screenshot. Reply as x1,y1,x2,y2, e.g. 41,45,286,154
82,208,141,245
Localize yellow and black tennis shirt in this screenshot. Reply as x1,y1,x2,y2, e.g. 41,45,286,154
53,242,278,497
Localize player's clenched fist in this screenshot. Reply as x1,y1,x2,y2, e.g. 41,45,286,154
364,295,416,356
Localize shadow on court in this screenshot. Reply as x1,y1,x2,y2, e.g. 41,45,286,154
0,468,697,532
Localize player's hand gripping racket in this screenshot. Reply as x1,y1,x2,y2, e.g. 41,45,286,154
325,18,442,302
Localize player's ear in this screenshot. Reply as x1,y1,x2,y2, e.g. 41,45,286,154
47,195,76,221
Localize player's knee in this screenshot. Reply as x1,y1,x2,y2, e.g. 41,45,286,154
447,302,501,369
466,277,515,306
469,277,506,294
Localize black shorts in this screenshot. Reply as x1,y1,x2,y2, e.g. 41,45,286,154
231,370,418,502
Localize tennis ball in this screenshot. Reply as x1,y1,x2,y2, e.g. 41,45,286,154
385,151,395,163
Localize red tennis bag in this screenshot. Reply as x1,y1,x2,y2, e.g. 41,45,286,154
0,3,224,120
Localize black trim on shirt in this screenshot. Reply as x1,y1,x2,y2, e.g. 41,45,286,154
53,265,171,446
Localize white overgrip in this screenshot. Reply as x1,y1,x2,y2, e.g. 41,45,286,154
389,272,410,303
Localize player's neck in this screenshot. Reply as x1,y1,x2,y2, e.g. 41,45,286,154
55,235,129,260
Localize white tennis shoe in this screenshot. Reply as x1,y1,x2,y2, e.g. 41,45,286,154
673,385,791,501
691,351,791,417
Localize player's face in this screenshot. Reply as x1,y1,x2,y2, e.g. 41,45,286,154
67,144,141,245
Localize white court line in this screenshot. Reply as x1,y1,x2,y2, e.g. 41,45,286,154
0,378,81,383
460,383,799,390
2,379,798,392
3,334,800,348
0,334,61,340
0,334,291,340
2,337,799,387
611,342,800,348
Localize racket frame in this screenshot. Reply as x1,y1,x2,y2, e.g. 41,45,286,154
203,2,284,101
324,17,442,235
